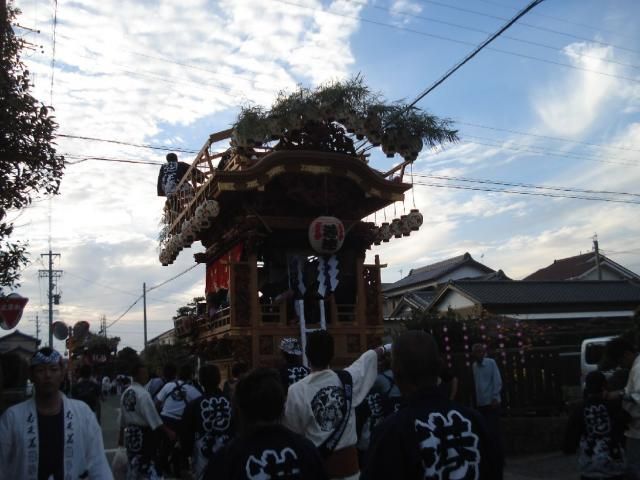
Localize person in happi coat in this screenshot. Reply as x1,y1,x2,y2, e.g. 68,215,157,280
564,370,627,480
119,361,171,479
155,363,202,475
180,364,234,480
205,368,327,480
0,347,112,479
283,330,390,480
362,331,502,480
356,352,403,462
278,337,310,391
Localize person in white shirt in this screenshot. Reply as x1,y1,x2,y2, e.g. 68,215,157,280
606,336,640,479
283,330,389,480
0,347,112,480
155,364,201,476
119,362,172,479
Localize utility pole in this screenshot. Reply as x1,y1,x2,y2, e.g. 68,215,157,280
98,314,107,337
35,313,40,341
39,250,62,347
143,282,148,349
593,235,602,280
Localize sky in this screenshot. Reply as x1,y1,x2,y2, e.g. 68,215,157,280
4,0,640,352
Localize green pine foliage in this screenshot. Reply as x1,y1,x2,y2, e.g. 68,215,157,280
231,76,458,161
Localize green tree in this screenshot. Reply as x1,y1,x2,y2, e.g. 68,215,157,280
141,341,192,376
0,3,65,292
173,296,205,319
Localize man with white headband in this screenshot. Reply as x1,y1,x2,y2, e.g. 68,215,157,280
0,347,112,479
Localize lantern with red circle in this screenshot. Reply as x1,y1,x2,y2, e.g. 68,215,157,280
308,216,345,255
0,293,29,330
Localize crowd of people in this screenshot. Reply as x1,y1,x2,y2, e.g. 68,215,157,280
0,329,512,480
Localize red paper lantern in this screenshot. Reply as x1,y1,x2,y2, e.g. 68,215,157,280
0,293,29,330
308,216,345,255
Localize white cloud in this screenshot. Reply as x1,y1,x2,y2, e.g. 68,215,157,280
533,43,619,137
388,0,423,25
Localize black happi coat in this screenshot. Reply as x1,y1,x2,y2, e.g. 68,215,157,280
157,161,190,196
563,396,628,478
362,387,502,480
180,392,234,477
205,424,327,480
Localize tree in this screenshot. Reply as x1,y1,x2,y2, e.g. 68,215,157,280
0,3,65,293
173,296,205,319
141,341,192,376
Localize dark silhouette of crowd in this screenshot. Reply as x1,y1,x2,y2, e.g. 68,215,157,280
1,331,509,480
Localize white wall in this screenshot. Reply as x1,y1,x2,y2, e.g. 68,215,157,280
435,291,476,312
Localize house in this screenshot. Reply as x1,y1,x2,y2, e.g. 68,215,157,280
382,252,502,324
0,330,40,361
524,251,640,281
147,328,176,347
427,279,640,323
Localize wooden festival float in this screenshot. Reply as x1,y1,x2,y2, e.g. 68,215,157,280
158,78,457,370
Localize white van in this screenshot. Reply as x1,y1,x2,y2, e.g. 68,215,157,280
580,335,616,385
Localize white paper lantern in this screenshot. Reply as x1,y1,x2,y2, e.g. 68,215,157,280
408,209,423,230
390,218,402,238
400,215,411,236
182,220,196,244
379,222,391,242
308,216,345,255
204,200,220,218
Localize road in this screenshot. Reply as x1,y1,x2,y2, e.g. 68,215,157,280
99,394,578,479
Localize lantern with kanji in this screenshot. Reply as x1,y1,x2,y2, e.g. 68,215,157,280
308,216,345,255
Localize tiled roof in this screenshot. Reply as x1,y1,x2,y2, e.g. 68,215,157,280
524,252,597,280
0,329,40,343
449,280,640,306
382,252,494,293
524,252,640,281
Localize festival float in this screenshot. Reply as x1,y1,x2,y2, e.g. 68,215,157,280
158,78,457,370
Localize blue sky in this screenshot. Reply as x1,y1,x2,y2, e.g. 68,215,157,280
6,0,640,351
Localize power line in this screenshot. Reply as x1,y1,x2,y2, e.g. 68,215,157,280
413,181,640,205
460,136,640,168
406,0,546,109
106,295,143,329
417,0,640,58
413,173,640,199
63,155,164,166
147,264,200,292
58,133,198,154
281,0,640,87
106,265,201,328
458,121,640,154
357,0,640,73
471,0,635,41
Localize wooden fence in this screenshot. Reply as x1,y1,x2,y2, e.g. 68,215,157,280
450,345,580,415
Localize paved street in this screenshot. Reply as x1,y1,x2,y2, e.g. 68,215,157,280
505,452,577,480
101,394,120,456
